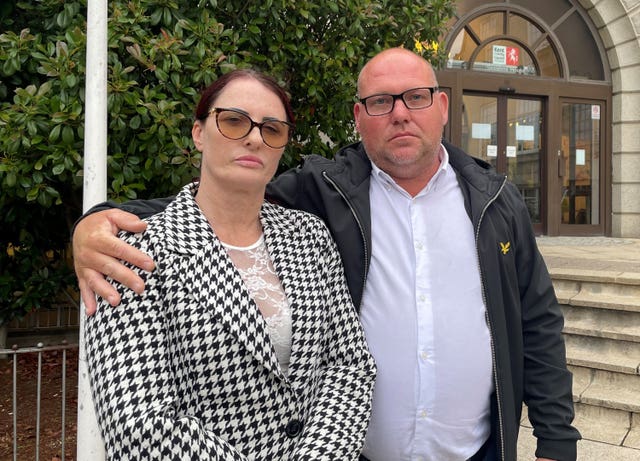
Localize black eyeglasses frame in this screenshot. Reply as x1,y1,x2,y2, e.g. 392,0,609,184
358,86,439,116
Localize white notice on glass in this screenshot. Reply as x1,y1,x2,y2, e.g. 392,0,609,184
487,145,498,157
493,45,506,65
576,149,586,166
472,123,492,139
506,145,517,158
516,125,534,141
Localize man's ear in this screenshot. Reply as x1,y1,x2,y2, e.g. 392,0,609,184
436,91,449,126
353,102,362,132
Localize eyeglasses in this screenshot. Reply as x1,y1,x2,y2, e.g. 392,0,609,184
358,87,439,116
208,107,293,149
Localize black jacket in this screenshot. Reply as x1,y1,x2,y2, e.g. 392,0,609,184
89,140,580,460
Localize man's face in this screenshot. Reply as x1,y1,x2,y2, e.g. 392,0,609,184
354,50,449,188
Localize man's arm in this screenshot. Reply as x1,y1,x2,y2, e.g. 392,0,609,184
73,197,174,313
74,162,309,315
510,185,580,460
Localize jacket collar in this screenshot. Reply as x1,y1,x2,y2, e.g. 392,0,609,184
443,140,508,225
159,183,297,380
161,182,297,255
331,140,506,231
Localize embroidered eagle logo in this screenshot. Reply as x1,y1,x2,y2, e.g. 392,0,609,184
499,241,511,254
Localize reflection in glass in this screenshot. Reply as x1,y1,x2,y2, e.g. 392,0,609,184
535,40,561,78
556,12,604,80
561,103,600,224
509,13,542,45
462,95,497,169
469,13,503,41
448,29,476,67
507,99,542,223
462,95,543,224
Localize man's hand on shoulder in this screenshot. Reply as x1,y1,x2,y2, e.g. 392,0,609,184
73,209,154,314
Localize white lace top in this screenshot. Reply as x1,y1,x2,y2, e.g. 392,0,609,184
222,235,292,376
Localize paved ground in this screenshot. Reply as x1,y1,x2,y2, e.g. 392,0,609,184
518,236,640,460
537,236,640,274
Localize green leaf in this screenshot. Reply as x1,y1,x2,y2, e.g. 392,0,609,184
65,74,78,88
27,187,39,201
49,125,62,142
5,172,17,188
130,115,141,130
62,126,74,144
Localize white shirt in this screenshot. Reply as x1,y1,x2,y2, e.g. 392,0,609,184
360,146,493,461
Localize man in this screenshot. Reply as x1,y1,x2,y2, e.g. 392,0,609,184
74,48,580,460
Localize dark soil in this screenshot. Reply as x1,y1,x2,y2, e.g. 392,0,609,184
0,347,78,461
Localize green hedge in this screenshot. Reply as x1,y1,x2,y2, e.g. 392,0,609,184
0,0,454,323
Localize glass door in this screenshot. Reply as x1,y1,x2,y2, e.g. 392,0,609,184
462,93,544,232
558,100,604,233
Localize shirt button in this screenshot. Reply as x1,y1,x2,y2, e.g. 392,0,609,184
419,294,426,303
420,351,428,360
415,242,424,250
420,410,428,419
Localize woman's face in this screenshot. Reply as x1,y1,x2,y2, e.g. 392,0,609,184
192,77,289,192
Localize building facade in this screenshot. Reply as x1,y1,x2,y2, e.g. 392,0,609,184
436,0,640,237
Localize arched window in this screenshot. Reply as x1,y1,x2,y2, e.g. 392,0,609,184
445,2,607,81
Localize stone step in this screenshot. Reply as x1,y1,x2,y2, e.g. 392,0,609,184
572,403,638,448
561,305,640,343
551,270,640,313
520,402,639,448
571,365,640,413
565,334,640,375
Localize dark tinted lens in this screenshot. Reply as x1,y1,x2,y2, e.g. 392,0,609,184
261,121,290,148
217,110,251,139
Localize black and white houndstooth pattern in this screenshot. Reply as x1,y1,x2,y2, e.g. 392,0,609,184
85,182,376,460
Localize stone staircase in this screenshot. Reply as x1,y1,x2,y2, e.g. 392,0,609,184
551,268,640,449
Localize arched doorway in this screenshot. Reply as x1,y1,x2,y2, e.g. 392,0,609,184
437,0,612,236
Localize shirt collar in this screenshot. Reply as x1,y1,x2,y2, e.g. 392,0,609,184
370,143,450,197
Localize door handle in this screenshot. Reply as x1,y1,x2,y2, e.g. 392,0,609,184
557,150,566,177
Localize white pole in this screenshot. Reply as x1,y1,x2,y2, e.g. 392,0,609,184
77,0,108,459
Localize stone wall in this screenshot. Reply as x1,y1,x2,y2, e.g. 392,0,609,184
580,0,640,236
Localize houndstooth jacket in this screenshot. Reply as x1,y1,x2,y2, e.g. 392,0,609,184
85,182,376,461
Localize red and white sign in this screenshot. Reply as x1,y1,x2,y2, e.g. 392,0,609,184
492,45,520,66
506,46,519,66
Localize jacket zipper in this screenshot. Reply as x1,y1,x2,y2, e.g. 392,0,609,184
321,171,369,307
475,175,508,461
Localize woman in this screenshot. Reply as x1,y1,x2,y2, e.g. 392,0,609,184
85,69,376,460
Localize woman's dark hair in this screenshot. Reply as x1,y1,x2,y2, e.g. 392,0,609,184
194,69,295,126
